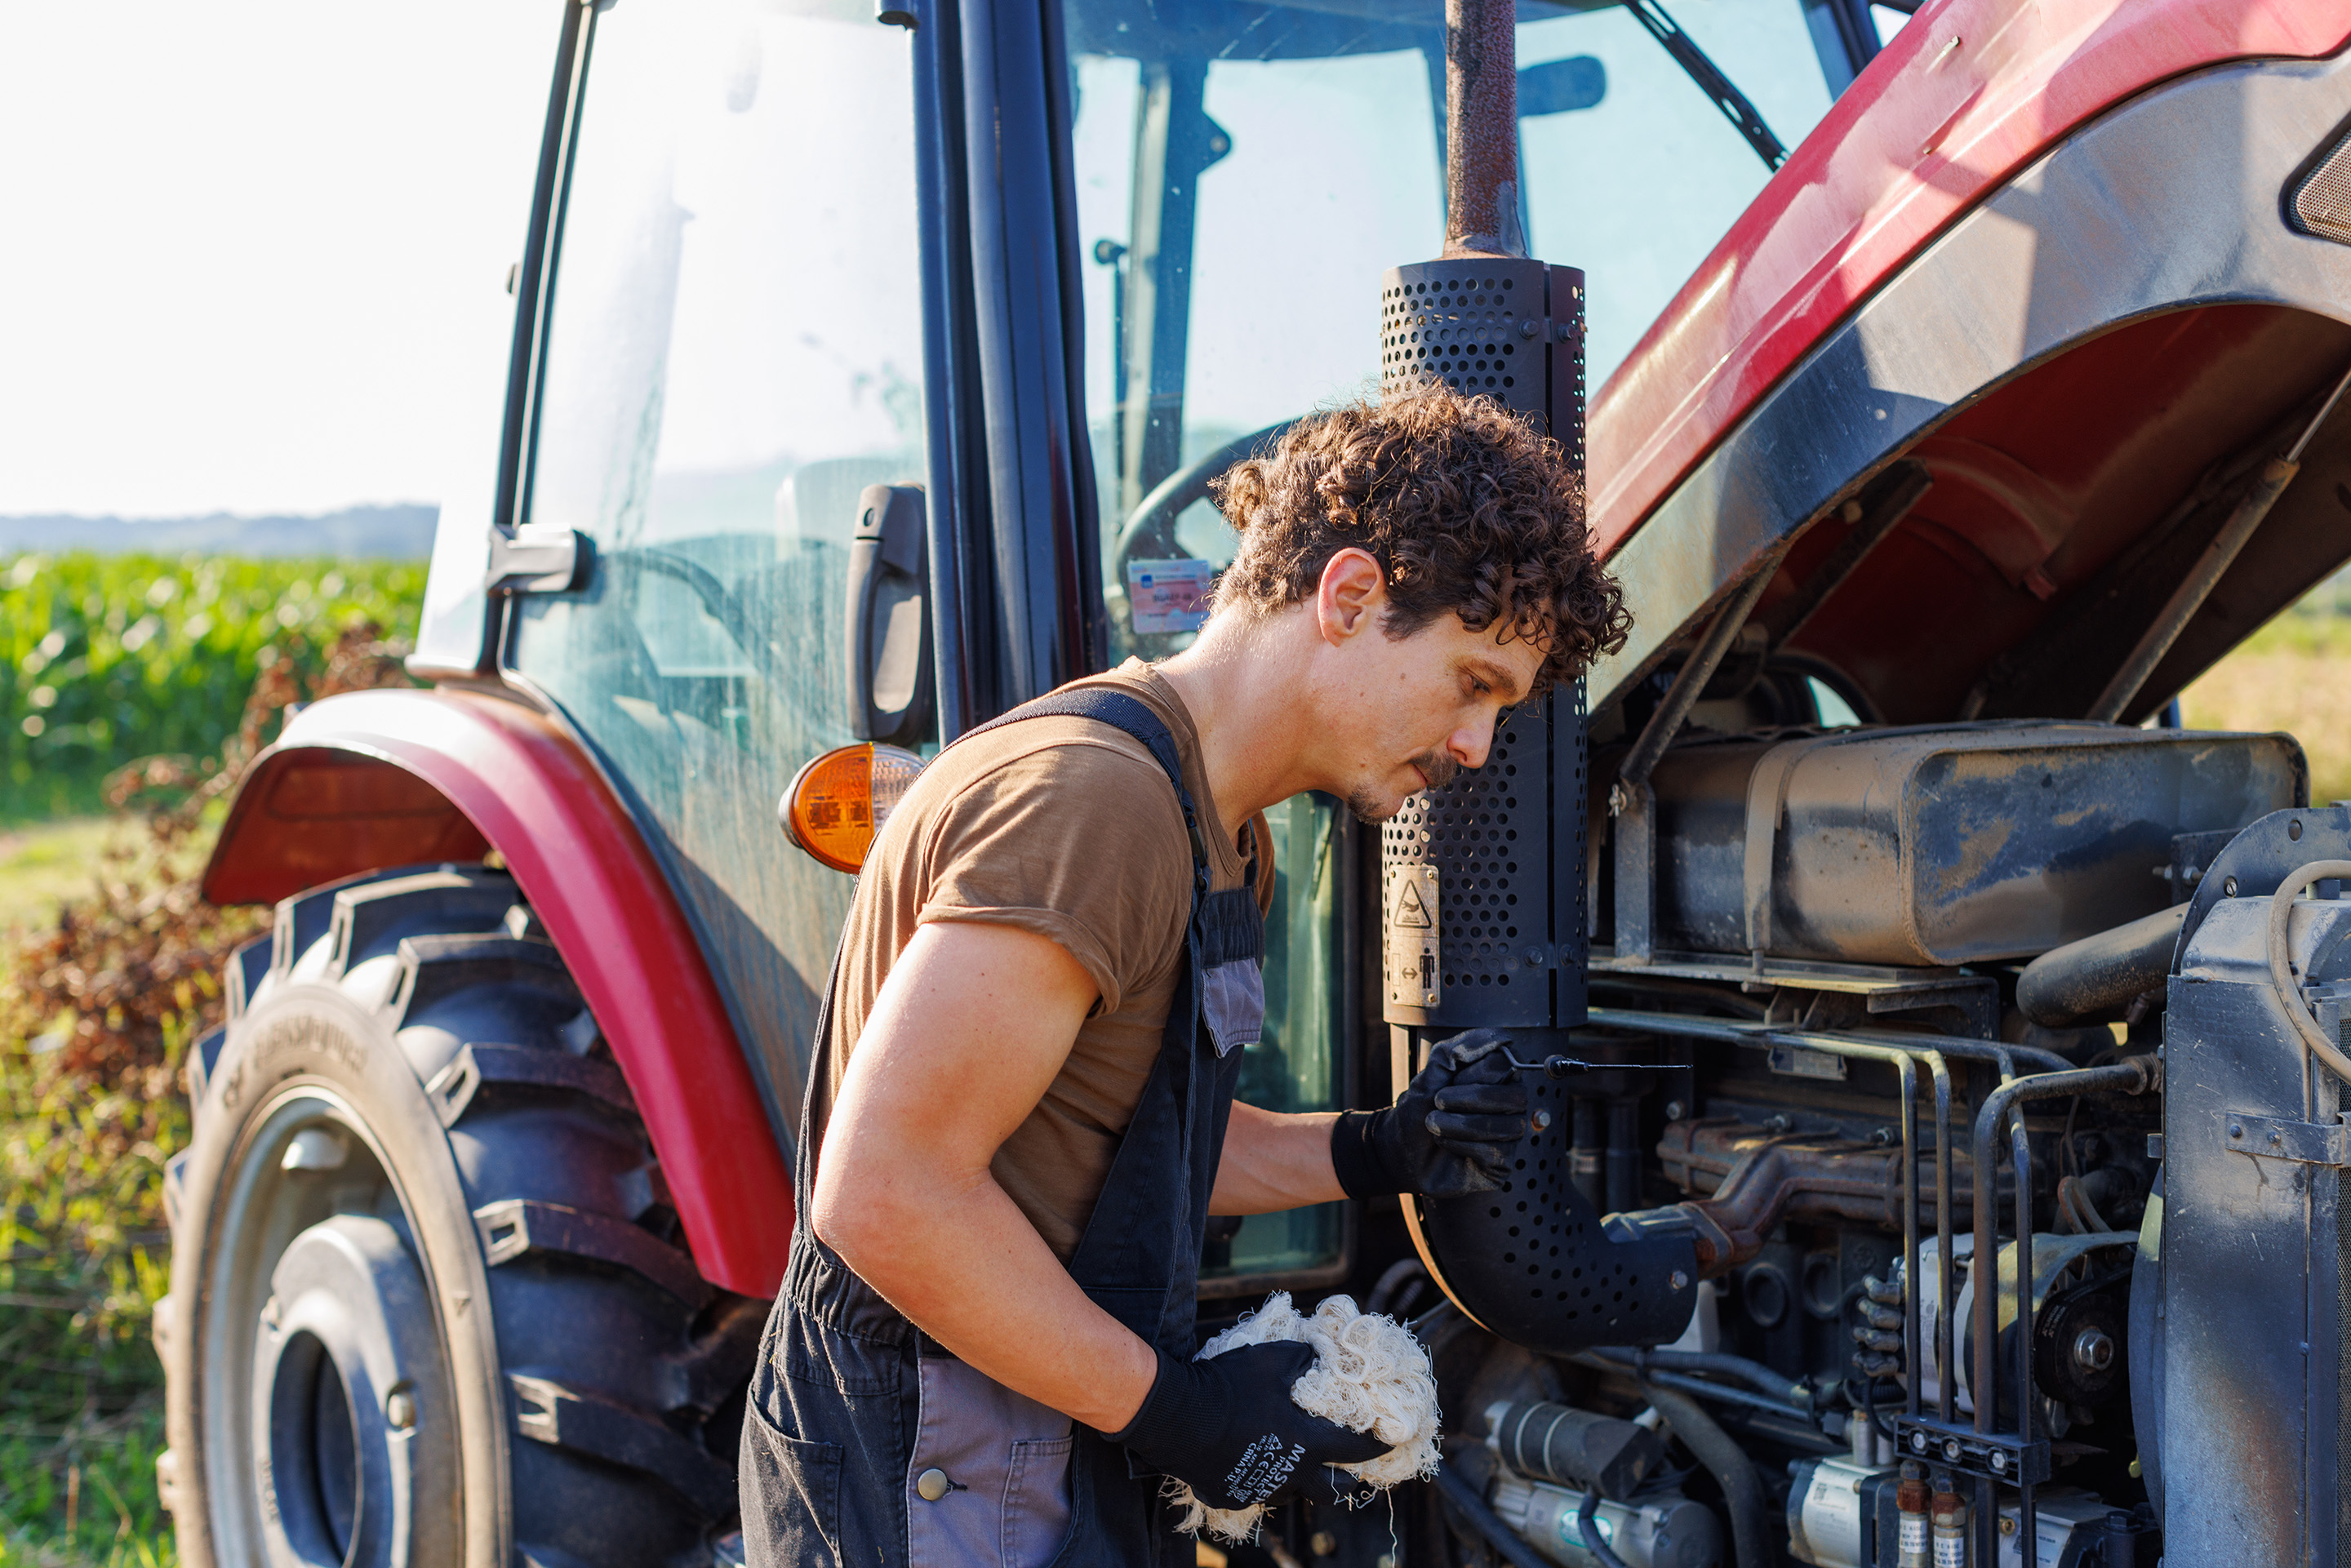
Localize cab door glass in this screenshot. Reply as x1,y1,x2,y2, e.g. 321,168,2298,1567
511,0,927,1131
1069,1,1833,663
1066,0,1833,1285
1211,788,1348,1281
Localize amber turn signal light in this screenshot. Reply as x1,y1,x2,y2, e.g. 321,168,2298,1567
778,743,927,873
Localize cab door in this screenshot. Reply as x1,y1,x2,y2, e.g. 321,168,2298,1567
504,0,943,1138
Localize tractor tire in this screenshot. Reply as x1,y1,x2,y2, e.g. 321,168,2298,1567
158,862,762,1568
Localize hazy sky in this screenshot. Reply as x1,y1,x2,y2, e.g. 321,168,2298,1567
0,2,554,519
0,1,1905,524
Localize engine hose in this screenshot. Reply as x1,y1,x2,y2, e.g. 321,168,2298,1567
1432,1460,1553,1568
1589,1345,1806,1406
1640,1381,1770,1568
1577,1486,1634,1568
2265,860,2351,1085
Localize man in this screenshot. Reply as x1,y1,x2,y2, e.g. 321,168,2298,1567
741,380,1630,1565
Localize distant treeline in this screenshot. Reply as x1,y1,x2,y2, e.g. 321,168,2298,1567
1,552,428,821
0,503,437,560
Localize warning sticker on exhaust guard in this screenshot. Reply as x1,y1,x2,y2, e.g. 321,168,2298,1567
1386,863,1440,1011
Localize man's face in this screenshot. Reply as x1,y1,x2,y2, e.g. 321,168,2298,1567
1315,602,1549,824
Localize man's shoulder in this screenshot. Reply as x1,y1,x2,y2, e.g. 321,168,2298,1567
888,710,1188,860
927,712,1175,793
924,670,1192,797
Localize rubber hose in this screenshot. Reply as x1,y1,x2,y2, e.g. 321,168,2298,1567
1591,1346,1804,1406
2264,860,2351,1084
1576,1486,1633,1568
2016,904,2185,1026
1432,1461,1552,1568
1640,1381,1770,1568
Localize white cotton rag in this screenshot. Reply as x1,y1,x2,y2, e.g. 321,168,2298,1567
1168,1290,1442,1544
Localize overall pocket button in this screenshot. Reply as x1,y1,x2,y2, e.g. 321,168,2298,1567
915,1468,953,1502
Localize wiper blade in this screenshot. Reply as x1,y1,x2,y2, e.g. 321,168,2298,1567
1623,0,1786,171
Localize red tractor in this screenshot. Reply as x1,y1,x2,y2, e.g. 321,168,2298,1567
158,0,2351,1563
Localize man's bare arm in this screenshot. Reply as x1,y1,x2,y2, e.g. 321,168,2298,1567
1209,1102,1346,1215
810,920,1159,1433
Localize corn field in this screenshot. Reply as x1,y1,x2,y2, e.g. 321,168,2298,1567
0,553,427,822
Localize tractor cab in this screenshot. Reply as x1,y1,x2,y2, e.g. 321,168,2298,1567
425,0,1876,1291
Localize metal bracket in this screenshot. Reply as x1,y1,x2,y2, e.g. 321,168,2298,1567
1611,780,1657,963
487,522,588,594
2219,1109,2351,1166
1892,1415,2051,1486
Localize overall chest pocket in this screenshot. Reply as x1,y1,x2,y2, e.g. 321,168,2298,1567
1200,957,1264,1059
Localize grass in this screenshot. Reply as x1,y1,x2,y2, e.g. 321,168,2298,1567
0,995,190,1567
2180,606,2351,804
0,812,214,1566
0,823,143,945
0,806,237,1568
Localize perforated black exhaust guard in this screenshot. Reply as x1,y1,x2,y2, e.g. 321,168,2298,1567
1378,207,1701,1352
1407,1065,1702,1353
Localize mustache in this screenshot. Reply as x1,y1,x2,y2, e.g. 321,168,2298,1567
1411,751,1460,793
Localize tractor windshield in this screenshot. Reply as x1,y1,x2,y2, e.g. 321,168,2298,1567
1070,0,1852,662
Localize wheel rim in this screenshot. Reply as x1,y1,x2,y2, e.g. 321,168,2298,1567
201,1083,457,1568
264,1330,360,1562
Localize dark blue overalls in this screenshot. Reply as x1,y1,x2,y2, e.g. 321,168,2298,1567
740,688,1265,1567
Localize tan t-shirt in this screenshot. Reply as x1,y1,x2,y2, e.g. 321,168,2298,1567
807,661,1264,1259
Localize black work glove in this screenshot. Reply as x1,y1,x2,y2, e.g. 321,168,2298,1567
1329,1027,1531,1198
1107,1341,1389,1511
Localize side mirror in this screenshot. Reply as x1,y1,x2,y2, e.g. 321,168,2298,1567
846,483,933,744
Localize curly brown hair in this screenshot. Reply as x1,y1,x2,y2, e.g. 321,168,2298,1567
1207,380,1629,697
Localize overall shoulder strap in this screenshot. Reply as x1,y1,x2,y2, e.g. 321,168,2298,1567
953,687,1211,877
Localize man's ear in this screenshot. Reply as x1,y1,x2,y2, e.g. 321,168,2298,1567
1313,548,1386,646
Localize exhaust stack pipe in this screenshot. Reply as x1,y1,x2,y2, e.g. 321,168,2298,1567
1380,0,1706,1357
1443,0,1525,259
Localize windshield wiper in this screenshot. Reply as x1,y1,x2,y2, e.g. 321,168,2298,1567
1624,0,1786,171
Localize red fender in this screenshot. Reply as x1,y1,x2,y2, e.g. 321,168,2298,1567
202,685,795,1299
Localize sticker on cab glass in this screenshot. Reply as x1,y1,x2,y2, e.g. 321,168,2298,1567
1385,863,1441,1011
1127,557,1213,634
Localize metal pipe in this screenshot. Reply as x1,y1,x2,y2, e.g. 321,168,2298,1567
1440,0,1523,258
1929,1052,1955,1426
2089,358,2351,722
1585,1006,1963,1417
1583,1006,2069,1077
1610,562,1784,966
2011,1109,2039,1563
1967,1059,2160,1445
2086,456,2301,722
1606,1097,1641,1214
1895,1053,1922,1419
1571,1096,1604,1206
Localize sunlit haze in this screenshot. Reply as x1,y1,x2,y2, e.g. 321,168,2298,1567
0,1,1907,526
0,2,553,519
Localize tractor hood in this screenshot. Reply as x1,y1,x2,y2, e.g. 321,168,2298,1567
1585,3,2351,728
